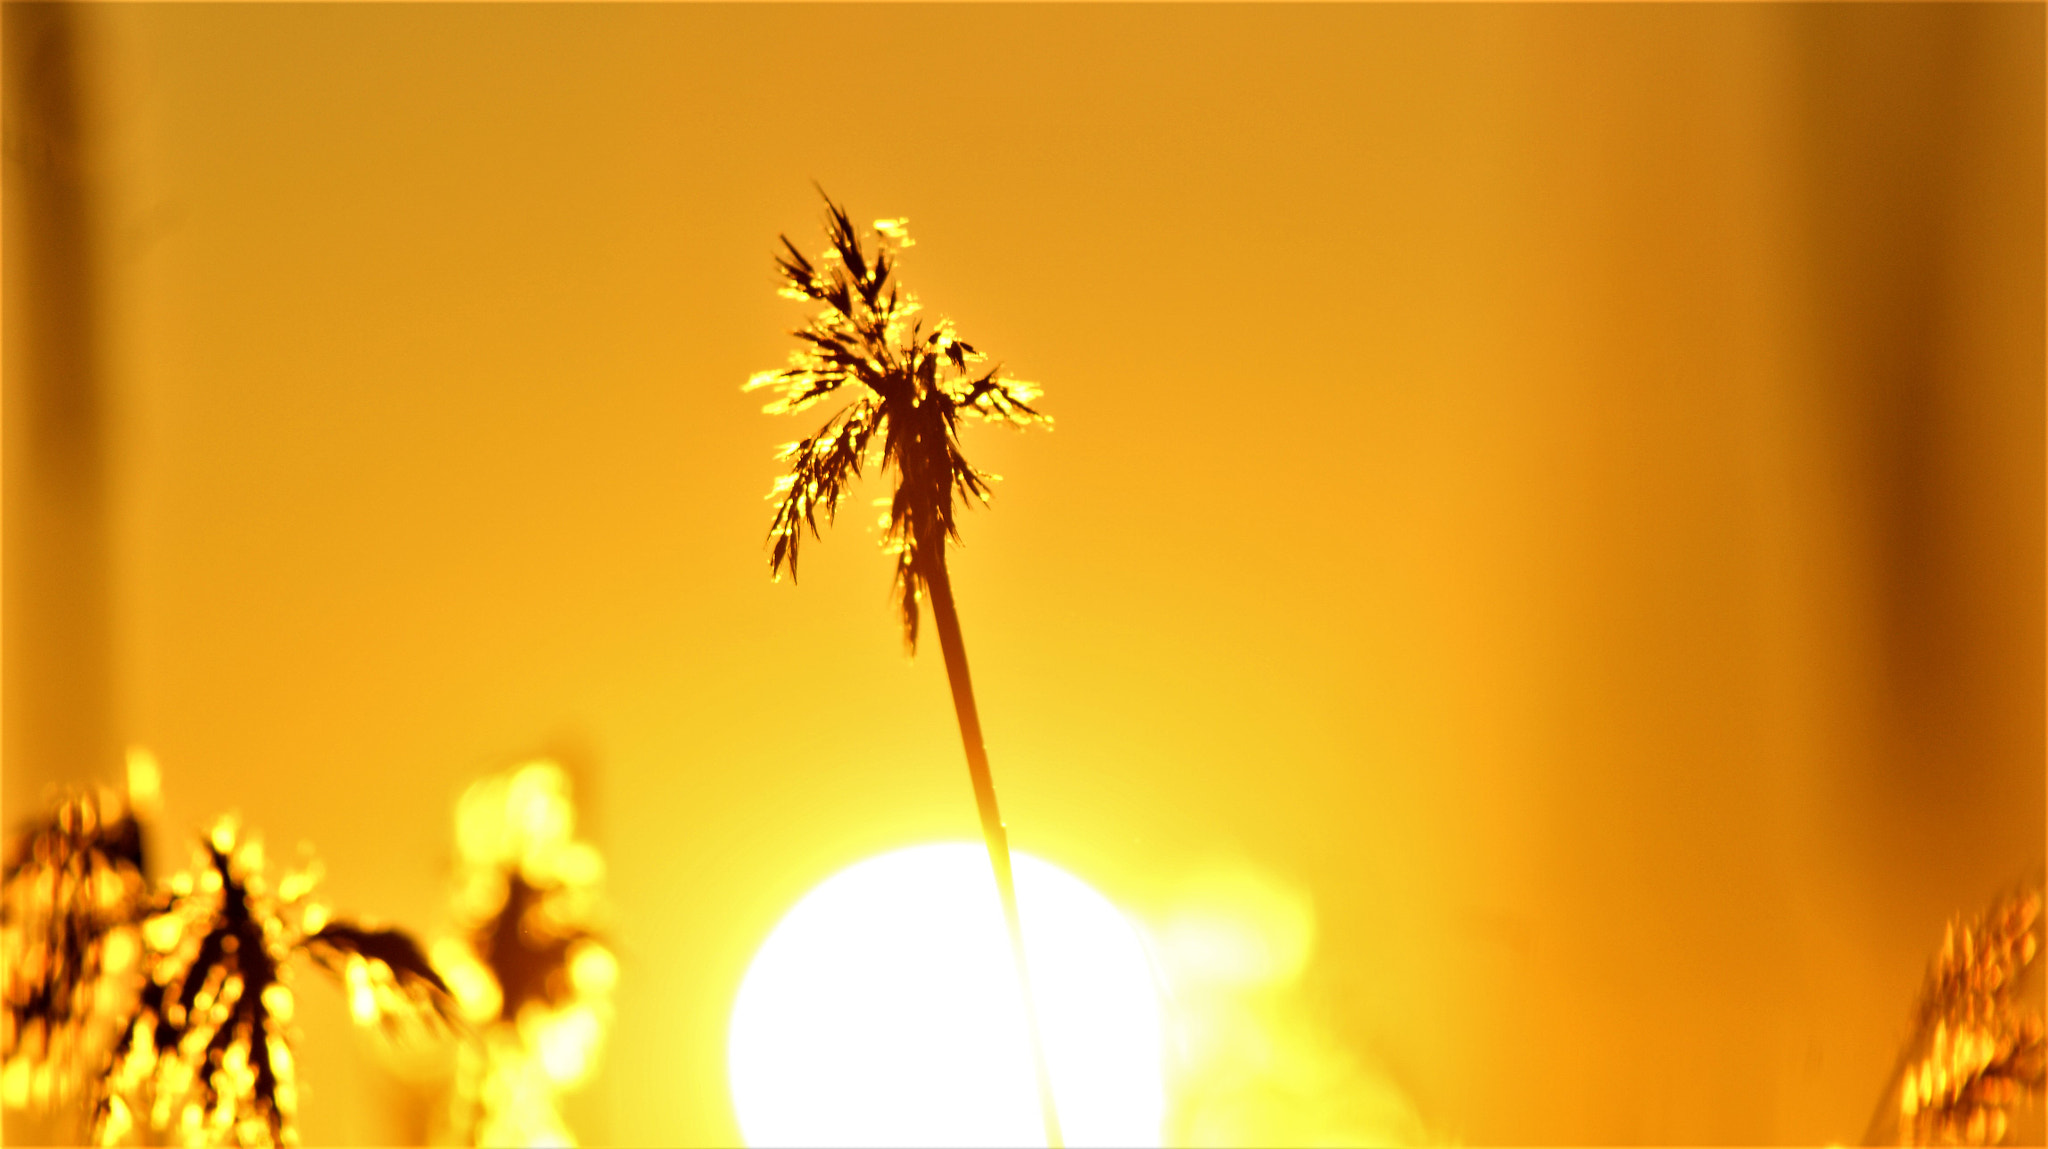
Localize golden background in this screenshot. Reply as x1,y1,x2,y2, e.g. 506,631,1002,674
5,3,2042,1144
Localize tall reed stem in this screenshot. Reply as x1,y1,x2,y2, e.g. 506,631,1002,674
921,552,1065,1149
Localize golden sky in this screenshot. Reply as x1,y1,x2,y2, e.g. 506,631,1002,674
6,4,2043,1144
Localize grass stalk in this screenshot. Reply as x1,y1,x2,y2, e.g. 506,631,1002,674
922,551,1065,1149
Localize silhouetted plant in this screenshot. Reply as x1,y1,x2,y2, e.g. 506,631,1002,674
750,190,1063,1146
2,759,456,1147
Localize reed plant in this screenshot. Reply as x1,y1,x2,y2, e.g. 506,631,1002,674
749,191,1063,1146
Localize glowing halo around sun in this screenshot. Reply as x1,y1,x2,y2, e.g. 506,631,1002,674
727,843,1166,1147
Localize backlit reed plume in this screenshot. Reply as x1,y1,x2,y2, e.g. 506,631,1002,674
2,757,455,1147
1868,879,2045,1146
749,191,1061,1146
430,761,614,1148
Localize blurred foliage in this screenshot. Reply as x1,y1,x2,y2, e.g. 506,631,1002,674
1871,878,2046,1146
430,761,613,1147
2,778,150,1116
2,756,456,1146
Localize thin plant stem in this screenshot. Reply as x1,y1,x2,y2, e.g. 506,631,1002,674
921,549,1065,1149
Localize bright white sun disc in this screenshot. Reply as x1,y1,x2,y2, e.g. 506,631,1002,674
728,843,1165,1148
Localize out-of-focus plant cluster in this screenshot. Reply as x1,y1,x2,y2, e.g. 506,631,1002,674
1877,880,2046,1147
2,753,612,1148
2,761,152,1117
3,752,456,1146
429,761,613,1147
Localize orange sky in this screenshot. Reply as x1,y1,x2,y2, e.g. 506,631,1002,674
6,4,2042,1144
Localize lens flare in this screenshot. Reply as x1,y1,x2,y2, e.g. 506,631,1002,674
728,843,1164,1147
1153,864,1430,1147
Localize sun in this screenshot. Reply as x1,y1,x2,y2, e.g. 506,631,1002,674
728,843,1166,1147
